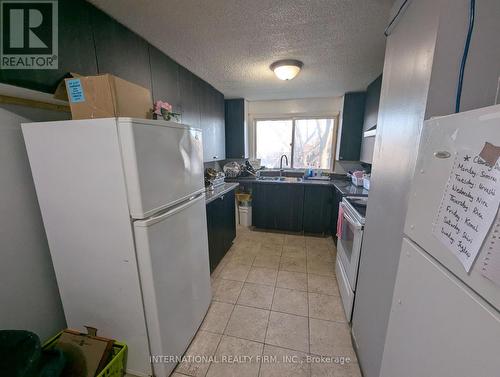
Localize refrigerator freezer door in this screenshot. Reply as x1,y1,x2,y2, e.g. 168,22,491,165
22,118,152,376
133,194,212,377
380,238,500,377
404,105,500,311
118,118,205,219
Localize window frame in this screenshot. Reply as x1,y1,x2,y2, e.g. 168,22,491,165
253,115,338,171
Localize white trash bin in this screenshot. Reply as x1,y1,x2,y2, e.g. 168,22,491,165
238,205,252,227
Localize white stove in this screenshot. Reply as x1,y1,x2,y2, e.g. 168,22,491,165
336,196,367,322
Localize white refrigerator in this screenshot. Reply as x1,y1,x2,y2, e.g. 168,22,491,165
380,105,500,377
22,117,212,377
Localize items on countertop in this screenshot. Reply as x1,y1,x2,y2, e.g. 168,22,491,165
350,170,365,186
363,174,371,190
222,161,242,178
305,168,331,181
226,174,369,196
223,160,259,178
204,168,225,191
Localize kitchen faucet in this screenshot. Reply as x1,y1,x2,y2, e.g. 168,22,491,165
279,154,288,178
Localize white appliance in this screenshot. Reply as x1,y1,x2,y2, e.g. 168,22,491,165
380,105,500,376
22,118,212,377
336,196,367,321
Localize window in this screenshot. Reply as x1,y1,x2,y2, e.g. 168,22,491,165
256,120,293,169
255,118,335,169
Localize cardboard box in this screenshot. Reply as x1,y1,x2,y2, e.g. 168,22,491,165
55,329,114,377
54,73,152,120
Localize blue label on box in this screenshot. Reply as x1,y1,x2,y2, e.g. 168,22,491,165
66,79,85,103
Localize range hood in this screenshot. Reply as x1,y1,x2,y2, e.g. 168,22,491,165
363,125,377,137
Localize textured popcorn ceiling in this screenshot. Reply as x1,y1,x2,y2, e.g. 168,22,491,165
89,0,393,100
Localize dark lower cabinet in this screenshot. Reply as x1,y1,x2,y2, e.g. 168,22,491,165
253,184,304,232
251,183,336,235
303,186,334,235
206,190,236,272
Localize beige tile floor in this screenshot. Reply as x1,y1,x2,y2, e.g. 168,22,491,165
170,226,362,377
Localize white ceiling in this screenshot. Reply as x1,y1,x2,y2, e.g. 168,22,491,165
89,0,393,100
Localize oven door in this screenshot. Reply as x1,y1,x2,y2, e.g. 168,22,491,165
337,202,364,289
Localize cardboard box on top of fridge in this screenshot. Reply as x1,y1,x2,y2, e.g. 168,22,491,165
53,73,152,120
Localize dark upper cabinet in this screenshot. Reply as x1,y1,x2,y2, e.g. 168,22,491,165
200,81,225,162
213,89,226,161
225,99,248,159
149,45,180,112
363,74,382,131
179,67,201,128
90,7,151,91
303,186,334,235
360,75,382,163
0,0,97,93
199,80,214,160
338,92,366,161
0,0,226,163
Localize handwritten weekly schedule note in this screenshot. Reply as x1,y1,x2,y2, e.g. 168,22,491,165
433,149,500,272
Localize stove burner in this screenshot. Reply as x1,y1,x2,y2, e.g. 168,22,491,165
345,197,368,219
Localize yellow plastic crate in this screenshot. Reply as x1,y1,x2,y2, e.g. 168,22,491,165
43,331,127,377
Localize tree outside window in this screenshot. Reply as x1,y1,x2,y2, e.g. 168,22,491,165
256,118,335,169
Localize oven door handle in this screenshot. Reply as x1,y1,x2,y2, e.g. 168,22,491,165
341,204,363,229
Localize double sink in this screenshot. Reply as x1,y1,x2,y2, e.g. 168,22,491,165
256,170,304,183
257,176,303,182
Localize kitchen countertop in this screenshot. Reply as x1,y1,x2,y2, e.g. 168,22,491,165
205,182,239,204
331,179,369,197
225,177,368,197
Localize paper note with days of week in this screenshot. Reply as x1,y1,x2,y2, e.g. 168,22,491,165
480,211,500,285
433,148,500,272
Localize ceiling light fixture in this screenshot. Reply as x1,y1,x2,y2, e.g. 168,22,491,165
270,59,303,81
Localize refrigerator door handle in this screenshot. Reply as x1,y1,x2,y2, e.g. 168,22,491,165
135,193,205,227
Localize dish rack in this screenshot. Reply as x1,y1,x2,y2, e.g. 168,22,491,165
210,176,225,189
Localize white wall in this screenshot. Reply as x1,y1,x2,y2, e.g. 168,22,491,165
0,103,68,340
246,97,343,165
248,97,343,118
